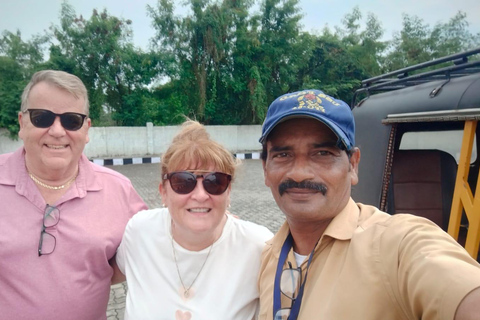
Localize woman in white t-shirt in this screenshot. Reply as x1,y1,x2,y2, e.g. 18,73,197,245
115,119,273,320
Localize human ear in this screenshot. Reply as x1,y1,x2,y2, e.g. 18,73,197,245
349,148,361,186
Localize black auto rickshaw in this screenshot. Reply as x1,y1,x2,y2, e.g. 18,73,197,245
351,47,480,260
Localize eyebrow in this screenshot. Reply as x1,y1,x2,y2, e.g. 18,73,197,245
269,141,338,153
312,141,339,149
268,145,292,154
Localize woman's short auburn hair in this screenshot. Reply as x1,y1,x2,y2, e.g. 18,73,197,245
161,120,240,181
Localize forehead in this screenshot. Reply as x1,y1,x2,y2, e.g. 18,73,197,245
267,118,338,145
29,82,85,113
170,161,217,172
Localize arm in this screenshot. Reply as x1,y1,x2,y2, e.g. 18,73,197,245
455,287,480,320
109,183,144,285
109,254,126,285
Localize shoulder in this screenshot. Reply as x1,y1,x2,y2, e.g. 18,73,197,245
121,208,168,247
228,215,274,243
127,208,167,227
0,152,14,176
353,203,469,261
383,213,461,250
356,204,474,266
0,151,13,165
0,149,23,185
356,202,440,235
80,156,138,192
88,161,133,184
0,148,21,170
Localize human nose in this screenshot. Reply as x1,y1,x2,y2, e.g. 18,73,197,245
190,179,210,201
47,116,66,136
286,156,315,182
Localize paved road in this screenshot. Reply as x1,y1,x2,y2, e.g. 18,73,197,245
106,160,284,319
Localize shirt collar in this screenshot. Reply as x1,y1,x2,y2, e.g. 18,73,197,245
0,147,103,200
267,198,360,259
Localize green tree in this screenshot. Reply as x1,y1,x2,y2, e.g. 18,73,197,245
0,30,48,76
257,0,304,102
49,1,159,125
0,30,48,136
431,11,480,57
148,0,265,124
297,7,385,104
384,11,479,72
0,57,25,137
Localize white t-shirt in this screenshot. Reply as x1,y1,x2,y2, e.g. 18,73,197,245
116,208,273,320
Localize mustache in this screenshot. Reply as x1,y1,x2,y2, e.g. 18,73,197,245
278,179,327,196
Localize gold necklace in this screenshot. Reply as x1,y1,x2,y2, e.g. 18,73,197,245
171,229,214,299
28,171,78,190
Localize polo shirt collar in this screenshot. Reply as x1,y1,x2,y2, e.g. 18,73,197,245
0,147,104,203
267,198,360,259
76,153,103,193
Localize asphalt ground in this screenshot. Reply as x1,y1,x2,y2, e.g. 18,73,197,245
106,160,285,319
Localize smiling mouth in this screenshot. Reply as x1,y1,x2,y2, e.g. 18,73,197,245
46,144,68,149
188,208,211,213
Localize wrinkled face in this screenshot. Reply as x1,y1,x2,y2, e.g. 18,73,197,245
159,164,231,235
18,82,90,175
263,118,359,224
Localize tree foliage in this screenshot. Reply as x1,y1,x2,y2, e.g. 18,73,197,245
48,2,160,125
0,30,49,137
0,1,479,137
384,11,480,71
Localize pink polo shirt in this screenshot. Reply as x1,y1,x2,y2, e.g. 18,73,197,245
0,148,147,320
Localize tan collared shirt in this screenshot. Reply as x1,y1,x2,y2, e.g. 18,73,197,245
258,199,480,320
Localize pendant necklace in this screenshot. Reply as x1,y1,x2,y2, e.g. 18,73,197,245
171,229,214,299
29,171,78,190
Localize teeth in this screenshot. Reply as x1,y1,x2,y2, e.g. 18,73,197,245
47,145,66,149
188,208,209,213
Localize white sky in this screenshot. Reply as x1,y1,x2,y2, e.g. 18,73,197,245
1,0,479,50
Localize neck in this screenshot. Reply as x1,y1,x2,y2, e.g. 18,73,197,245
25,159,79,187
287,218,332,255
171,215,227,251
28,171,78,190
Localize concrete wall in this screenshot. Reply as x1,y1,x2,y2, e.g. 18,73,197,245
0,124,263,158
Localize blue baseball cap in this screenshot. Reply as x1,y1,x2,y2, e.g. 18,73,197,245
259,89,355,151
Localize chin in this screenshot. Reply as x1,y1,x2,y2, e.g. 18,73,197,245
43,157,73,170
188,225,213,234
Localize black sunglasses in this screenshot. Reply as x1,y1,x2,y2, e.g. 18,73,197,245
275,262,302,319
27,109,87,131
163,171,232,195
38,205,60,257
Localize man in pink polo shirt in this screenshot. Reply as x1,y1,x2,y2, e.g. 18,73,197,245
0,70,147,320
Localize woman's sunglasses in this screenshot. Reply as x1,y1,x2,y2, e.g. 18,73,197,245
27,109,87,131
163,171,232,195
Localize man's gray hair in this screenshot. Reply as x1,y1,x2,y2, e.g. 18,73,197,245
21,70,89,115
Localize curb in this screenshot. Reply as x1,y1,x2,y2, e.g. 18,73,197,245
90,152,261,166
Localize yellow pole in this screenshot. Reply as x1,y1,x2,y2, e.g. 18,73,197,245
448,120,479,259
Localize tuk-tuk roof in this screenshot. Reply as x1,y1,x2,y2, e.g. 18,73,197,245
351,48,480,206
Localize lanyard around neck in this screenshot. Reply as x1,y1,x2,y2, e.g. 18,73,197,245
273,233,316,320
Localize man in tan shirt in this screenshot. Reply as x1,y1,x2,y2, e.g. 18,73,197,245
257,89,480,320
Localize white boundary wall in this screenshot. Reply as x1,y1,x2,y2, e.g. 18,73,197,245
0,124,263,158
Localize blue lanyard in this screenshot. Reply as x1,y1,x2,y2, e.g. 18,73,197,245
273,233,316,320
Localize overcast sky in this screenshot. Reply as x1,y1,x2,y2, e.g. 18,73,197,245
1,0,479,50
